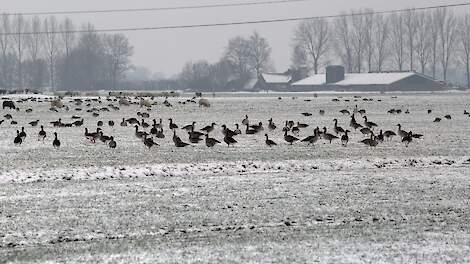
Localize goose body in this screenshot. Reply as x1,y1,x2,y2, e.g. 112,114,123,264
205,134,221,147
53,132,61,148
284,130,299,145
265,134,277,147
38,126,47,141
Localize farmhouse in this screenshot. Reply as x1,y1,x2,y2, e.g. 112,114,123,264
254,72,293,91
291,65,445,92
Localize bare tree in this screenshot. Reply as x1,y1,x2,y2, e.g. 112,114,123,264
390,13,406,71
436,8,457,82
429,11,439,79
104,33,134,90
351,10,368,73
334,14,354,72
0,14,12,88
43,16,59,91
25,16,43,88
293,18,329,74
291,43,308,69
414,12,431,74
60,18,76,57
224,36,252,80
247,31,272,77
364,12,374,72
459,14,470,89
404,9,418,71
374,14,390,72
12,14,27,89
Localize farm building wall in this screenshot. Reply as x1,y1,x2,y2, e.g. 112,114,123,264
389,75,444,91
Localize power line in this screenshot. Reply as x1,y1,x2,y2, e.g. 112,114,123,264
1,2,470,36
1,0,314,16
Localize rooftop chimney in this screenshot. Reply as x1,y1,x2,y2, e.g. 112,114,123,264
326,65,345,84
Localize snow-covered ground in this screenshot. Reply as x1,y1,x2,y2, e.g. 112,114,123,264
1,93,470,263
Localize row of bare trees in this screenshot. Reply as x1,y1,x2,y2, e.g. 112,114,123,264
179,32,273,91
0,14,133,91
292,7,470,88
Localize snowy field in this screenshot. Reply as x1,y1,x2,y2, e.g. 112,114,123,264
1,92,470,263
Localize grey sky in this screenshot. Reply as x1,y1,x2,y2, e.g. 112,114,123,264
1,0,460,77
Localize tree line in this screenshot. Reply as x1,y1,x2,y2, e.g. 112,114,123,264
0,14,133,91
178,7,470,91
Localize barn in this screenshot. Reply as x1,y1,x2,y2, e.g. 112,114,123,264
291,65,445,92
253,73,293,91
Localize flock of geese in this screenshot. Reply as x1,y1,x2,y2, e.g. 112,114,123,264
2,94,459,151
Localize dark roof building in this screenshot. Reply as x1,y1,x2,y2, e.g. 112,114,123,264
291,65,445,92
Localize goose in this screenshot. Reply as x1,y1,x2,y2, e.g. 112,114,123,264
405,109,410,114
120,118,128,126
242,115,249,126
155,118,163,129
333,119,345,134
411,133,424,139
284,130,299,145
340,109,351,115
224,135,237,147
301,128,320,145
250,122,263,132
143,134,158,149
52,132,61,148
322,127,339,143
282,121,290,132
376,130,384,142
201,122,216,134
155,128,165,139
341,130,350,146
402,131,413,147
99,131,111,144
173,130,182,144
92,112,100,117
291,126,300,135
444,114,451,120
182,121,196,131
301,112,312,116
73,119,84,127
268,118,276,130
297,121,309,128
141,119,150,128
427,109,432,114
14,130,22,146
234,124,242,135
4,114,12,120
71,115,81,119
319,110,325,116
85,128,101,143
169,118,178,130
464,110,469,115
108,136,117,149
134,125,147,139
265,134,277,147
358,109,366,115
221,124,237,137
38,125,46,141
360,127,373,136
360,134,378,147
397,124,408,138
287,120,295,128
175,139,190,148
97,121,104,127
50,118,62,127
126,117,140,125
108,120,114,127
205,134,221,147
19,127,27,140
28,120,39,127
363,116,377,129
245,124,257,135
150,124,158,135
383,130,397,140
0,120,4,125
433,117,441,123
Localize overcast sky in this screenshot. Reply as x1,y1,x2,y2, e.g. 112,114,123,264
1,0,463,77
